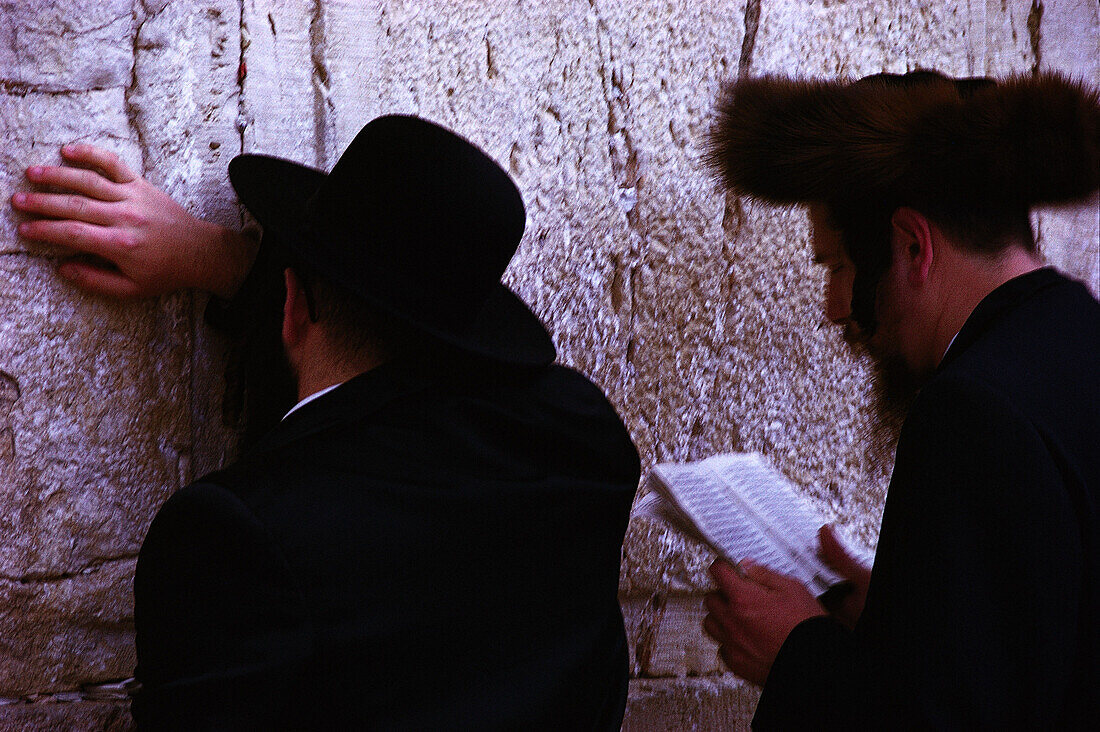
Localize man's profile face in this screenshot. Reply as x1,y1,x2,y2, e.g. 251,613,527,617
809,205,860,343
808,204,921,421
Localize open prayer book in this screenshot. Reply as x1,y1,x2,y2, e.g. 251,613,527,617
635,453,847,597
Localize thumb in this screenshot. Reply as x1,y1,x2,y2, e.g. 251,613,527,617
818,524,871,583
740,560,802,592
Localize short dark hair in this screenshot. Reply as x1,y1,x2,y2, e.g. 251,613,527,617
826,197,1035,335
291,262,418,365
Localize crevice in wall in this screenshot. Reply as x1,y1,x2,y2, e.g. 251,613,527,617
309,0,336,167
0,82,120,96
0,553,138,584
738,0,761,77
1027,0,1043,74
236,0,248,161
124,5,151,176
1,677,135,705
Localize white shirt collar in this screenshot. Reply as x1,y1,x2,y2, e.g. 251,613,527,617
943,331,961,362
283,382,344,420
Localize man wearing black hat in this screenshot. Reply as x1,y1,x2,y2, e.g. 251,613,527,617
14,117,640,728
700,72,1099,727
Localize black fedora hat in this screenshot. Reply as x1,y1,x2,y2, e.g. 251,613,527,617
227,114,555,366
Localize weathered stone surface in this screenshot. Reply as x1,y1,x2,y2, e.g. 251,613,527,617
623,594,724,678
1038,0,1100,81
0,257,188,579
0,0,133,93
242,0,330,168
753,0,1005,78
0,700,133,731
623,676,758,731
0,559,135,695
1035,194,1100,298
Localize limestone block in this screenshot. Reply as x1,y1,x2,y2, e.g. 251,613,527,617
752,0,990,77
623,594,724,678
0,257,188,578
1039,0,1100,82
242,0,328,167
0,558,135,696
974,0,1038,77
0,0,133,93
623,676,758,731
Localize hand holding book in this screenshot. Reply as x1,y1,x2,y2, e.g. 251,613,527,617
634,452,874,681
703,558,826,685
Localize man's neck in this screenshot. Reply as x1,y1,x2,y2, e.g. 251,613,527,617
295,358,381,403
290,330,387,403
929,246,1045,367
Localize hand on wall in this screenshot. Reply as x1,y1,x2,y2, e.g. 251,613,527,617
11,144,257,300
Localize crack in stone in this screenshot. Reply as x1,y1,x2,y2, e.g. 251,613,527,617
738,0,761,77
0,554,138,585
0,81,122,96
485,33,500,80
1027,0,1043,74
61,14,131,37
237,0,248,159
124,6,151,176
2,677,137,705
309,0,336,167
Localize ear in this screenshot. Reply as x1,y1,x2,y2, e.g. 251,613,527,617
282,268,311,350
889,207,935,286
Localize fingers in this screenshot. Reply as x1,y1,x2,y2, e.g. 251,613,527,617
739,560,800,592
56,259,142,299
23,162,126,202
17,218,125,259
59,143,137,184
11,191,117,226
709,558,794,594
818,524,872,583
708,559,744,588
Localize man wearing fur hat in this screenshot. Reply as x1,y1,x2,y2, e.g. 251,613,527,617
702,71,1098,727
12,117,640,728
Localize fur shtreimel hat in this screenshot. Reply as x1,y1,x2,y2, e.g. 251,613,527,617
706,70,1100,211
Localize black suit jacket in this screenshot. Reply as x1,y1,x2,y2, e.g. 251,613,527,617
754,268,1099,729
131,358,640,730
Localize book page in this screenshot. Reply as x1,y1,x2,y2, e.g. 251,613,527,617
644,453,843,595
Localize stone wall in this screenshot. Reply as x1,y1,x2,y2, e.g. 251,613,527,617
1,1,1096,728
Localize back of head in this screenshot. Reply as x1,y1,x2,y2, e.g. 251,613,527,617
707,70,1100,332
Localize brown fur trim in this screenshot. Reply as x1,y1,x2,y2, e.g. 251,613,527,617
706,72,1100,209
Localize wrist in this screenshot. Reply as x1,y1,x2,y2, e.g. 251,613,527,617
204,223,258,299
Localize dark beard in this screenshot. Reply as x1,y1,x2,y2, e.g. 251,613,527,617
870,350,922,428
856,343,924,466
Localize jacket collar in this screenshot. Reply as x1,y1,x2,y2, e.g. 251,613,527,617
938,267,1066,371
248,359,433,455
